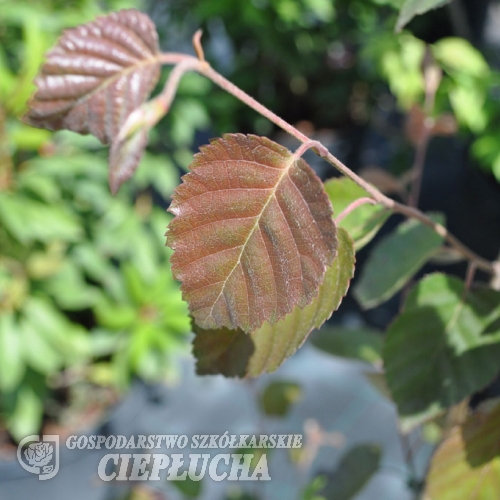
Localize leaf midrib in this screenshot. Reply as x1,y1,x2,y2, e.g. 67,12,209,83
206,154,296,327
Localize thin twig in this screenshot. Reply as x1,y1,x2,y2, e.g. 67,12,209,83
200,64,310,143
154,50,498,276
336,197,378,223
408,51,441,207
464,261,477,293
157,58,202,111
192,30,205,62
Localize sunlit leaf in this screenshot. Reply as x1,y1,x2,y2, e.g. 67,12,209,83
433,38,489,78
0,194,82,243
193,228,355,377
168,134,338,332
354,213,444,309
426,403,500,500
24,9,161,145
384,273,500,427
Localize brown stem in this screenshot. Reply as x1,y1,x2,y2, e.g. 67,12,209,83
157,58,202,111
407,129,430,207
192,30,205,62
199,64,310,143
156,52,498,277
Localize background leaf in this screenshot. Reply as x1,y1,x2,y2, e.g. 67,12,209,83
354,213,444,309
396,0,452,32
383,274,500,426
426,403,500,500
259,380,302,417
311,326,383,365
324,177,389,250
193,228,355,377
24,9,161,144
315,444,382,500
168,134,337,332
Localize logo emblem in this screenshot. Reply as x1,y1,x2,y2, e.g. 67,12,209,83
17,435,59,480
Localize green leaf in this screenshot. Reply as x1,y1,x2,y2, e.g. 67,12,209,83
0,313,25,391
20,317,62,375
260,380,302,417
324,177,389,250
171,476,203,498
383,274,500,426
426,403,500,500
316,445,382,499
373,33,425,109
396,0,452,32
44,260,99,310
193,228,355,377
8,384,44,442
23,297,90,367
0,194,81,243
449,84,487,133
433,38,489,78
133,153,180,199
311,326,382,364
354,213,444,309
94,299,138,331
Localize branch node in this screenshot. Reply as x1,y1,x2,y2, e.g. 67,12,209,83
193,29,205,62
293,140,328,160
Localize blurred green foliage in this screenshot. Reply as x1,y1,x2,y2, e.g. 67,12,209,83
0,0,196,442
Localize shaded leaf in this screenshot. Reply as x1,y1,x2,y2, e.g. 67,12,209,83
396,0,452,32
168,134,337,332
192,325,255,378
426,403,500,500
171,477,203,498
193,228,355,377
260,380,302,417
384,274,500,426
316,444,382,500
311,326,382,364
324,177,389,250
354,213,444,309
24,9,160,145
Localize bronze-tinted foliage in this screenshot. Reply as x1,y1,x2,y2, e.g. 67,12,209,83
193,228,355,378
167,134,338,333
23,9,160,145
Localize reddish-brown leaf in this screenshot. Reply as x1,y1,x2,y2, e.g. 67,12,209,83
23,9,161,145
192,228,355,378
167,134,337,332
